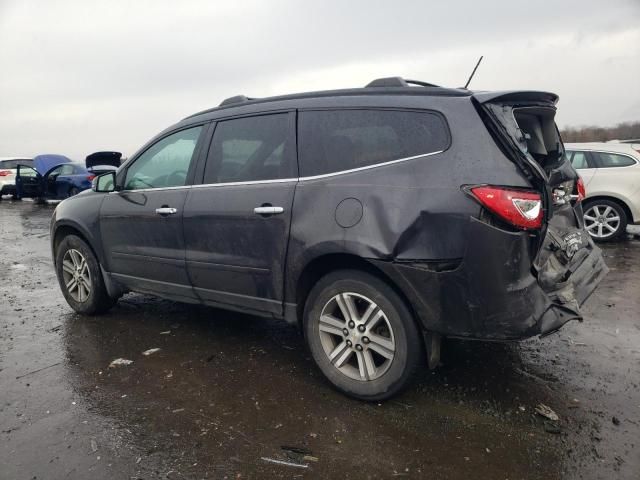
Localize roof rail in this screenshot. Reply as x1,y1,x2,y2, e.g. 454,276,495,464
219,95,253,107
366,77,440,88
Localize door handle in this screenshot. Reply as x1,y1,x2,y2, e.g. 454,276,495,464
254,206,284,215
155,207,178,215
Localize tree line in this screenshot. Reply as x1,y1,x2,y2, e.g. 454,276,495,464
561,121,640,143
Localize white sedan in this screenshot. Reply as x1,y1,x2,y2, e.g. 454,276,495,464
565,142,640,241
0,157,33,199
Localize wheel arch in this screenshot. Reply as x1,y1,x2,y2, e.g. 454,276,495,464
292,253,420,332
583,195,634,224
52,222,102,267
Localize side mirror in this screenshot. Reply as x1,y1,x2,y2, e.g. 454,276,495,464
92,171,116,193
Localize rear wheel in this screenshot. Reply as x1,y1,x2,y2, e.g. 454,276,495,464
583,200,627,242
303,270,422,401
55,235,116,314
68,187,80,197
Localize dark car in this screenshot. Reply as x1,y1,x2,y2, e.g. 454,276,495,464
16,153,119,200
50,78,607,400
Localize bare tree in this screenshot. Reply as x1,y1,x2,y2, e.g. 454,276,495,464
561,121,640,143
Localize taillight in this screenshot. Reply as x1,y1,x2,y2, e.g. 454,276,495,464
576,177,586,202
468,185,543,230
0,170,11,176
87,175,96,181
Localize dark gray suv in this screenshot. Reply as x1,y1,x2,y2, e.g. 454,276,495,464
50,77,608,400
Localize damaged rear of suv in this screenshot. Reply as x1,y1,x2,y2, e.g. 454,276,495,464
50,77,607,401
468,91,608,338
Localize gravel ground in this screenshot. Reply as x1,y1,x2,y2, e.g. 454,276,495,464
1,200,639,479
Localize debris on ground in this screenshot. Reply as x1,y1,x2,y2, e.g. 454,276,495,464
281,445,312,455
260,457,309,469
535,403,559,422
280,445,315,464
15,362,62,380
612,416,621,426
142,348,161,356
543,421,562,434
159,331,171,335
108,358,133,368
90,439,98,452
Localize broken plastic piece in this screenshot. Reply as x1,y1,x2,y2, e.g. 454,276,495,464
260,457,308,469
142,348,161,356
108,358,133,368
535,403,559,421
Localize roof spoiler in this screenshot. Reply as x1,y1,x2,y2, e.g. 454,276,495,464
473,90,559,105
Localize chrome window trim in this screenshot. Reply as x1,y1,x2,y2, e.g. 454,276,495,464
191,177,298,189
111,185,193,194
111,150,444,192
298,150,443,181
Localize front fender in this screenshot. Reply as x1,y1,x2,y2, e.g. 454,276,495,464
50,192,107,265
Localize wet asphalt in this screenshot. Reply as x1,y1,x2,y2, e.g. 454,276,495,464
0,200,638,480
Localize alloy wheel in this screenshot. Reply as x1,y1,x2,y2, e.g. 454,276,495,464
318,292,396,381
61,248,92,302
584,205,621,239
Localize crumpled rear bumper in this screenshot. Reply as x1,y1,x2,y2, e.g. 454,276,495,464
371,217,608,341
535,242,608,336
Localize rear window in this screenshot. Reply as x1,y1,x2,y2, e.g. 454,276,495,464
203,113,295,184
592,151,636,168
299,109,449,177
567,151,590,169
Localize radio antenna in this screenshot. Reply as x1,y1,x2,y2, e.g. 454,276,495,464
464,56,483,89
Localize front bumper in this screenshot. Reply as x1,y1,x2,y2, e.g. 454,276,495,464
372,217,608,341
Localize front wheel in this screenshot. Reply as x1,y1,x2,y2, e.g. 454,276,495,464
583,200,627,242
55,235,116,314
303,270,422,401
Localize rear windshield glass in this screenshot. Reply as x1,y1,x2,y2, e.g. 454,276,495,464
299,109,449,177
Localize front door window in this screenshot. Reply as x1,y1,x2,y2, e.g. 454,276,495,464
125,126,203,190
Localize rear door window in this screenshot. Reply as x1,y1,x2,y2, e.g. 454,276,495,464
299,109,449,177
203,113,294,184
592,151,636,168
567,151,591,169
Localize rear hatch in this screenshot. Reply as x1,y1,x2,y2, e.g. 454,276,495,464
472,91,608,334
85,151,122,171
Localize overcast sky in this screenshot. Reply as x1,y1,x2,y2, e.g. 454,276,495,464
1,0,639,160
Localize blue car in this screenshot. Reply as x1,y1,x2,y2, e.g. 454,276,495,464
16,153,120,200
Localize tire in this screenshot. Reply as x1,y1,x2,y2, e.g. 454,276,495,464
303,269,422,401
68,187,80,197
583,199,628,242
55,234,116,315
